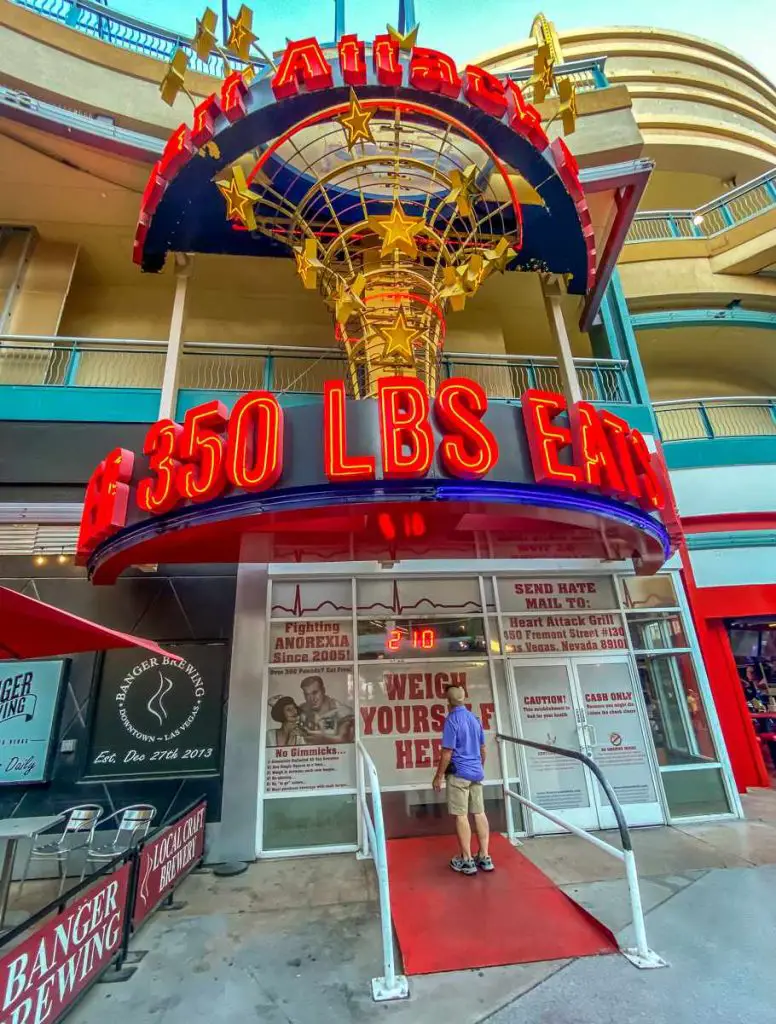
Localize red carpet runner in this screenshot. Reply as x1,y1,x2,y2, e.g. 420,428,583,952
387,833,618,975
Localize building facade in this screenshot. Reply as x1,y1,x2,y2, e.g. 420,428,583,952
0,0,773,862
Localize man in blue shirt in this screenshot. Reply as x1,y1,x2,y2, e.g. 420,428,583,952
432,685,494,875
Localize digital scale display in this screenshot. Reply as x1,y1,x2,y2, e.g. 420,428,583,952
385,626,439,653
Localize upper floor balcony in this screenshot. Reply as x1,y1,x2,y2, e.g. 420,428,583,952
0,335,640,424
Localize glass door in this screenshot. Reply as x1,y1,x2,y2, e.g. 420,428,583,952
572,656,664,829
510,660,599,834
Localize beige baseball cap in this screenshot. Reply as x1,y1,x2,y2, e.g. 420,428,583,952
446,685,466,705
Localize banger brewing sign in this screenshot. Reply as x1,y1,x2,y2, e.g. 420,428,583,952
0,660,66,785
85,644,227,780
0,862,131,1023
133,800,206,927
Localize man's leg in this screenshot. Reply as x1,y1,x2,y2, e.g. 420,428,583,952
473,812,490,858
455,813,473,860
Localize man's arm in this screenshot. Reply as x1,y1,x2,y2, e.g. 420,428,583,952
480,745,486,768
433,748,453,791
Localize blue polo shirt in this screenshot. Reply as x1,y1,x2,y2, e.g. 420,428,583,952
441,705,485,782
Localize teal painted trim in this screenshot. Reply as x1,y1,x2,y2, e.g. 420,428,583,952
686,531,776,551
603,271,656,425
662,435,776,470
597,402,655,435
63,350,80,386
633,309,776,331
0,386,160,422
592,63,609,87
175,389,320,417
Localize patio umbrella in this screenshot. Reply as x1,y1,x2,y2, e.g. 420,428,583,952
0,586,182,662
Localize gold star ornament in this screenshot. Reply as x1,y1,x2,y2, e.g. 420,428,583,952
331,275,366,326
337,91,376,152
216,164,259,230
160,49,190,107
441,255,485,311
293,239,323,289
378,311,422,365
482,238,515,276
387,23,420,51
529,45,555,104
227,4,256,60
557,78,578,136
194,8,219,62
368,203,426,259
447,164,480,219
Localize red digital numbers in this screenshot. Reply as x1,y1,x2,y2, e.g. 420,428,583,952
177,400,228,503
137,420,183,515
385,626,438,652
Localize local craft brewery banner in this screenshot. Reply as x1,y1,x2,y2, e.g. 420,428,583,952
359,662,499,787
265,665,356,792
86,644,227,779
0,661,65,785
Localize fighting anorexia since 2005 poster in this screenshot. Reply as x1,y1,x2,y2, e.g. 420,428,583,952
265,666,356,792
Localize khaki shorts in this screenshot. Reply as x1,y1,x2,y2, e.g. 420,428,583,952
446,775,485,816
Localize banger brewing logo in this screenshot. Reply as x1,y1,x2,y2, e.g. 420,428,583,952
116,656,204,743
0,671,37,725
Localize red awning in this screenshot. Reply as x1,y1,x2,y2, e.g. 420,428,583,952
0,586,182,662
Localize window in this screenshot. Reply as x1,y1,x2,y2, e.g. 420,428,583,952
637,654,717,765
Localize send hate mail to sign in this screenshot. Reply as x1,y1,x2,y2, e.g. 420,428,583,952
0,862,131,1024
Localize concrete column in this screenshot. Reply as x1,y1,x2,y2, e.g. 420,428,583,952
158,255,192,420
213,537,269,864
542,274,582,405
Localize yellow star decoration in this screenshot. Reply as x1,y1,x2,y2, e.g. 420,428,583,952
378,311,422,365
293,239,323,289
160,48,189,107
194,8,218,62
387,23,420,51
337,90,376,152
227,4,256,60
441,255,486,311
529,45,555,104
331,275,366,326
557,78,578,136
215,164,259,230
482,238,514,276
368,203,426,259
447,164,480,219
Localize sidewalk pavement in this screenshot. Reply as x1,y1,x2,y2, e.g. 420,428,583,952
65,789,776,1024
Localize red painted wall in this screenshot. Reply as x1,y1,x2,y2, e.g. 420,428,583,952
680,549,771,791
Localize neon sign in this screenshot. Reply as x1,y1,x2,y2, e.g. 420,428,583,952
77,381,667,562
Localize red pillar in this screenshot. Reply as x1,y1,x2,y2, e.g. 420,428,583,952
680,548,770,791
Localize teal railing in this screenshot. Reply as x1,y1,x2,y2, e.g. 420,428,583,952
654,397,776,442
626,169,776,245
0,338,633,404
12,0,255,76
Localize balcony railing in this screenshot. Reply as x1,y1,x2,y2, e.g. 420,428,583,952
626,168,776,245
0,338,633,405
12,0,254,76
497,56,609,94
655,397,776,442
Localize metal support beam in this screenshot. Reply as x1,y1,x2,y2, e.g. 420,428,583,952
0,228,36,335
398,0,417,33
159,255,192,421
334,0,345,41
542,275,582,405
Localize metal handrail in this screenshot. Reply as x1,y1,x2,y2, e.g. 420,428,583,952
497,56,609,91
496,733,666,969
355,740,409,1002
654,395,776,407
626,168,776,244
653,396,776,442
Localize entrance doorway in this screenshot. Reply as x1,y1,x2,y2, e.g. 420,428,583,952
510,656,664,834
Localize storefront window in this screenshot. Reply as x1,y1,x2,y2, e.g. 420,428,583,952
263,794,358,851
271,579,352,618
357,576,485,616
637,654,717,765
497,575,617,613
628,612,688,651
620,575,677,609
660,769,730,818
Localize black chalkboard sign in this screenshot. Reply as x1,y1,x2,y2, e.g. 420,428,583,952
84,643,227,779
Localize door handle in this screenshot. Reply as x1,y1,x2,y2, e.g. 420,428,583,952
585,724,598,748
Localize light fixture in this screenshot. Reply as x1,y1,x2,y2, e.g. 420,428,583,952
33,555,47,567
692,213,704,226
57,554,69,565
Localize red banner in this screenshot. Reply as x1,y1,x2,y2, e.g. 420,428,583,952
133,801,206,927
0,861,131,1024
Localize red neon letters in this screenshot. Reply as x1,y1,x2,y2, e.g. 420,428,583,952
338,34,367,87
463,66,509,120
409,47,462,99
271,38,334,100
522,389,666,511
435,378,499,479
372,34,403,87
78,382,667,560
